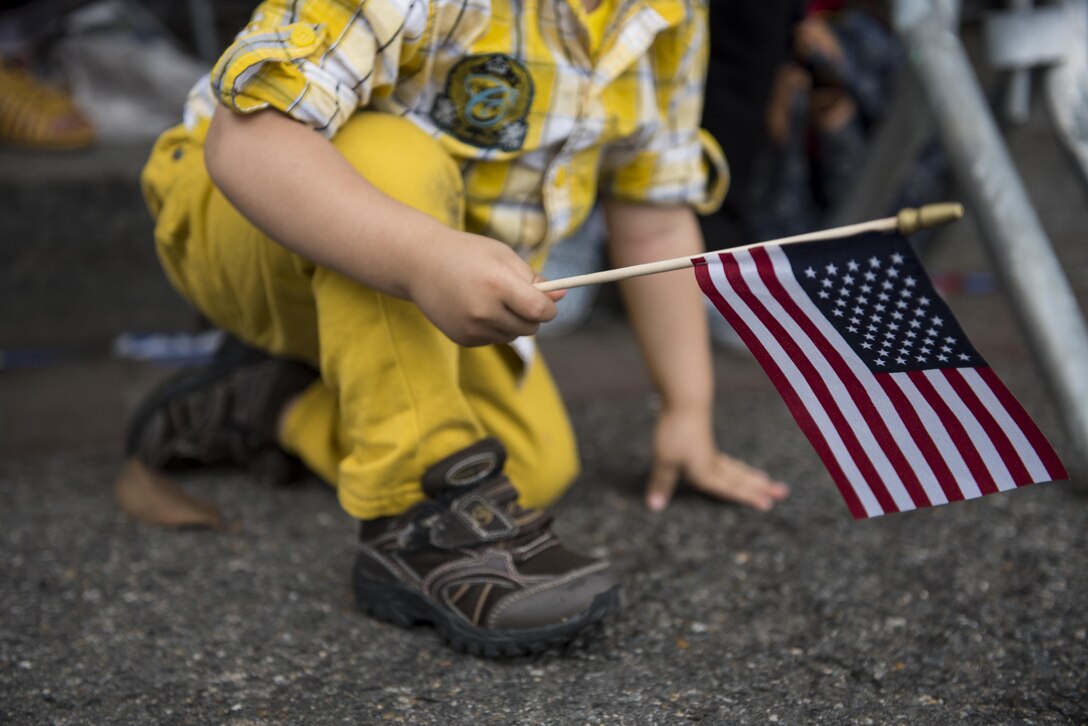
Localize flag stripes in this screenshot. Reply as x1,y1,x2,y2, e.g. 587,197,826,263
974,366,1066,480
694,243,1067,518
941,368,1031,486
752,245,940,509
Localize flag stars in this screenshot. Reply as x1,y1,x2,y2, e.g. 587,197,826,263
797,252,973,370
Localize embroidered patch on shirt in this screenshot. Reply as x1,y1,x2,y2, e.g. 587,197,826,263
431,53,534,151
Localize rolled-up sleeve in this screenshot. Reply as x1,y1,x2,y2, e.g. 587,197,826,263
601,4,729,214
210,0,430,138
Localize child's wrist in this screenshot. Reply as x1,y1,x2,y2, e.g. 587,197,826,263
658,395,712,420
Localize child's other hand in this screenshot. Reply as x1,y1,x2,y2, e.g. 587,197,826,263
645,406,790,513
410,231,564,346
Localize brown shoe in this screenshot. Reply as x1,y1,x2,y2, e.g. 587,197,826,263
353,438,620,656
125,336,317,485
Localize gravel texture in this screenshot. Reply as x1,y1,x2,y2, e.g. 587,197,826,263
2,375,1086,725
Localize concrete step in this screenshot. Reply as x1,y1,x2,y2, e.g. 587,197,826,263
0,145,195,350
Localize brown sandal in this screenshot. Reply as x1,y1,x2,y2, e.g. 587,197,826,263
0,61,95,150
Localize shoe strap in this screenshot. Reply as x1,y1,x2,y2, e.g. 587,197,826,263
421,438,507,500
398,477,553,551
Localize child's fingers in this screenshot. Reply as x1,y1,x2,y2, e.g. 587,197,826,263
505,283,559,324
531,274,567,303
691,456,790,511
645,459,680,512
492,309,543,340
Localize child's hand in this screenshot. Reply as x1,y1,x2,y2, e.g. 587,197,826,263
645,406,790,513
410,230,565,346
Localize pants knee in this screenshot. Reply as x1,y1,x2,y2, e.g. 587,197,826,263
332,112,465,230
506,434,581,511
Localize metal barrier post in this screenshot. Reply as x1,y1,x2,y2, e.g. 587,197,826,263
893,0,1088,471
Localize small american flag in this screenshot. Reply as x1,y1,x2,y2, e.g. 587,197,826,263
695,233,1067,518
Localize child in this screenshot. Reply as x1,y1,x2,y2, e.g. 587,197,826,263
130,0,789,656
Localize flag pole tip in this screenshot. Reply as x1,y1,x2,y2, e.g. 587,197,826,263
897,202,965,235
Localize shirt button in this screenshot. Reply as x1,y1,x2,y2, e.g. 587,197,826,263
290,25,316,46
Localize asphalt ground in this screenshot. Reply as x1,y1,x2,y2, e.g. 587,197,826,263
3,53,1088,726
1,360,1086,725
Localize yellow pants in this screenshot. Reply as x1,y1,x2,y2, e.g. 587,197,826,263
141,112,579,520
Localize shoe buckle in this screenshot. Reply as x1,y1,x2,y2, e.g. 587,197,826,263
455,494,518,539
424,494,519,549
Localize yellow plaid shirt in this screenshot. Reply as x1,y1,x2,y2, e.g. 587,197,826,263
183,0,727,254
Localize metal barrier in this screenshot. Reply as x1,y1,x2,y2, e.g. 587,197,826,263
890,0,1088,471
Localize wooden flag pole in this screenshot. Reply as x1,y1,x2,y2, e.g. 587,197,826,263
535,202,965,293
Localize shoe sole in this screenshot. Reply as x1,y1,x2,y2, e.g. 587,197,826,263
353,563,620,657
